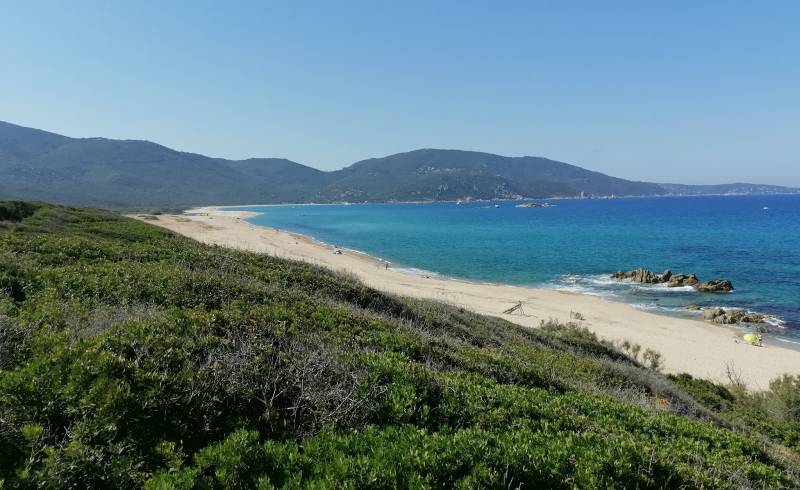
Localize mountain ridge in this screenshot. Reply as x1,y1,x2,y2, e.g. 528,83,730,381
1,121,797,208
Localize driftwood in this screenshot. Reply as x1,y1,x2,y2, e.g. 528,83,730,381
502,301,525,315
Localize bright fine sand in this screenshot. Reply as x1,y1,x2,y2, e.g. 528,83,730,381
138,206,800,389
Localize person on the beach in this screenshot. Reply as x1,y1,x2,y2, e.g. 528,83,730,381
385,262,389,270
757,334,764,347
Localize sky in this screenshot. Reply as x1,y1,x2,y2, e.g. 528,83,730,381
1,1,798,185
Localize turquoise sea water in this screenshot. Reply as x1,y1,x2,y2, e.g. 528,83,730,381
229,195,800,341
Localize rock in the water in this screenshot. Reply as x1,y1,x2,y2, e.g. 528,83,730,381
685,304,701,311
714,313,737,325
610,268,730,292
635,269,661,283
667,274,699,287
703,308,725,320
702,307,763,324
611,268,664,284
695,279,734,293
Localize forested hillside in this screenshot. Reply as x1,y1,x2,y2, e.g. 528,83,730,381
0,122,326,208
1,201,799,488
7,121,795,209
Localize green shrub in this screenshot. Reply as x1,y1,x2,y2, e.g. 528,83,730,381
0,202,797,488
0,201,40,223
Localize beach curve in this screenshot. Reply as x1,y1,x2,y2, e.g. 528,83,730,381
135,206,800,389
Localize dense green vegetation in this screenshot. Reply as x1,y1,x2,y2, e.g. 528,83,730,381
1,201,799,488
670,373,800,454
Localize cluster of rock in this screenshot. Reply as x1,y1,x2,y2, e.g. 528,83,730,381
695,279,735,292
702,307,764,325
686,304,766,325
611,268,734,292
611,269,664,284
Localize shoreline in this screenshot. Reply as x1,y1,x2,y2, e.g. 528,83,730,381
197,191,800,210
197,206,794,334
136,206,800,389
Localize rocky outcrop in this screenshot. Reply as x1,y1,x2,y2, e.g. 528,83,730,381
667,274,699,288
611,268,665,284
702,307,764,325
695,279,734,293
611,268,733,292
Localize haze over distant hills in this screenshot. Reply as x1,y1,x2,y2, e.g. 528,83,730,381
1,121,796,209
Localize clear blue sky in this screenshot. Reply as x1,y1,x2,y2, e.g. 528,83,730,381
2,1,798,185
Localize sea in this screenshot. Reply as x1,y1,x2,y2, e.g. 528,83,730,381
228,195,800,343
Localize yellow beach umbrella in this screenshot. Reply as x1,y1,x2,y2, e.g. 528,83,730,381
743,333,759,345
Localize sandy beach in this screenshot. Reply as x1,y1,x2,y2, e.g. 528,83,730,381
137,206,800,388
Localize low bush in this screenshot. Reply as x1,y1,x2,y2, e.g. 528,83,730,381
0,202,797,488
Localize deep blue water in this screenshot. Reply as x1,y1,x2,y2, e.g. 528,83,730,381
229,195,800,339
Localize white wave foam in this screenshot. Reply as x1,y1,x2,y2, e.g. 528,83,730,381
631,303,664,313
394,266,443,279
548,283,606,297
562,274,699,293
558,274,621,287
631,303,691,314
762,315,786,328
585,278,622,286
627,283,698,294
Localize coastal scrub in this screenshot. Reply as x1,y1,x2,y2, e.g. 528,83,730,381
0,202,798,488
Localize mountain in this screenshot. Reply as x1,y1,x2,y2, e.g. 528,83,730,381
1,121,796,208
0,122,324,208
324,149,663,201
